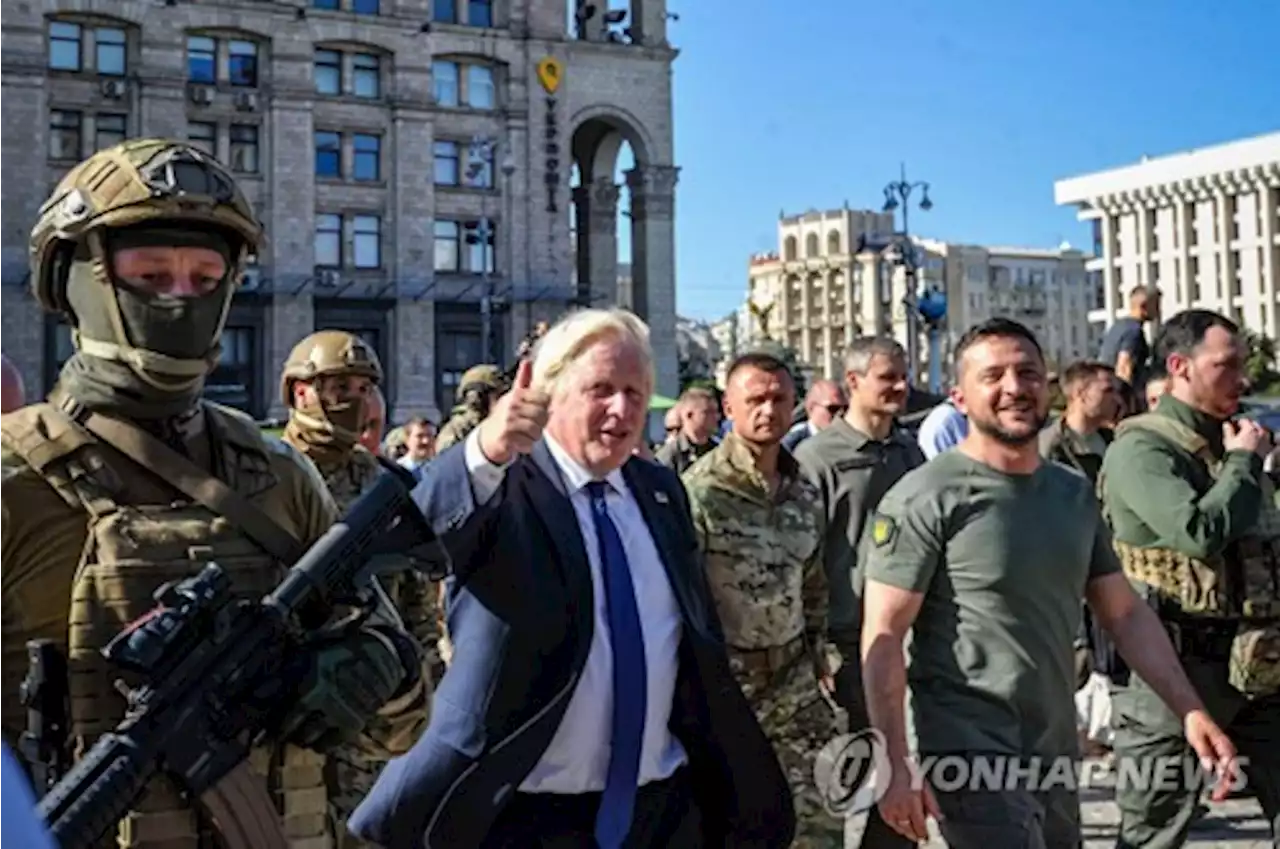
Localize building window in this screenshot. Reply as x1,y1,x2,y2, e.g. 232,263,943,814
315,213,343,267
313,0,341,9
315,131,341,178
95,113,127,151
469,0,494,27
95,28,126,76
49,110,82,160
466,65,495,109
208,326,256,414
229,125,259,173
352,53,380,98
352,215,381,268
464,141,493,188
229,40,259,87
352,0,380,13
433,141,459,184
433,0,457,22
353,133,381,181
48,22,82,71
464,219,496,273
188,36,216,83
315,49,341,94
434,220,460,271
188,121,217,157
432,61,459,106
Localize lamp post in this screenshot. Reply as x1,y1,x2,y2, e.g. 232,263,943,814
881,164,933,386
499,150,517,349
469,135,509,363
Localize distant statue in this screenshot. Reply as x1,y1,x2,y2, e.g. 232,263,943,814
748,301,775,340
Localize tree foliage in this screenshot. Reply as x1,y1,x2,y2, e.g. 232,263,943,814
1242,329,1278,393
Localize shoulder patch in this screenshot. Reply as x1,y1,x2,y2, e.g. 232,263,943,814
871,515,897,548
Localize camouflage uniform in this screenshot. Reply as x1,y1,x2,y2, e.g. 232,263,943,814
280,332,434,849
683,432,844,849
433,364,503,454
1,139,418,849
1099,395,1280,848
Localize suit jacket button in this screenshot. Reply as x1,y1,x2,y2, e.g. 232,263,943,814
493,783,514,807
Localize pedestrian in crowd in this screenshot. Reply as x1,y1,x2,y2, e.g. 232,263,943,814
1039,360,1120,485
683,351,844,848
655,385,720,474
2,139,422,849
382,424,408,460
1,354,24,413
792,335,921,849
397,415,437,476
662,402,683,443
434,364,504,453
915,395,968,458
359,384,386,454
860,317,1237,848
1098,309,1280,848
1100,284,1161,395
351,308,795,849
280,330,436,848
781,379,848,453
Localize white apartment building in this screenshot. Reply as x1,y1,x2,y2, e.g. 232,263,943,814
740,206,1095,385
1055,132,1280,338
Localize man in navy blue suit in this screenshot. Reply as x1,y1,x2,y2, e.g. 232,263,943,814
349,308,795,849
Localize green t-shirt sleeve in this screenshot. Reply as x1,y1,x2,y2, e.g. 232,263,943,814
863,487,943,594
1088,510,1123,580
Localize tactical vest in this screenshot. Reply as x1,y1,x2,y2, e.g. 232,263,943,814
1100,413,1280,698
1,402,333,849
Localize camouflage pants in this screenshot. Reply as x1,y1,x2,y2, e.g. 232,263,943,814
325,746,378,849
728,646,847,849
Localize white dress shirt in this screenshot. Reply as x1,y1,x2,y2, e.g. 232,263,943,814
463,430,688,793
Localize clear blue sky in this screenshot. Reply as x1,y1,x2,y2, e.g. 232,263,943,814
644,0,1280,322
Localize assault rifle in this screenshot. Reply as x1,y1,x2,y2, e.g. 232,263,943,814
19,639,71,793
36,463,440,849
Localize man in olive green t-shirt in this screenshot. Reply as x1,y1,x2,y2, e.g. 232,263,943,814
859,318,1238,848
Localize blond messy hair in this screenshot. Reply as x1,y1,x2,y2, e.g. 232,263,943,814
531,307,654,397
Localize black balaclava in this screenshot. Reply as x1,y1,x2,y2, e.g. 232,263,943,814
56,225,237,421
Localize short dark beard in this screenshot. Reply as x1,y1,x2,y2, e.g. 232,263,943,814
970,410,1048,447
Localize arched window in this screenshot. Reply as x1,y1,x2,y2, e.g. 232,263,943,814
827,230,841,254
784,236,798,262
806,233,819,257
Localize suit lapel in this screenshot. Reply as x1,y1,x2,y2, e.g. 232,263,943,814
526,441,594,610
623,460,708,633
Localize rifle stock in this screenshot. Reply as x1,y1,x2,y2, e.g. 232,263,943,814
36,464,436,849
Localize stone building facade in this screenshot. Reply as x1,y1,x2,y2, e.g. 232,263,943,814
741,206,1096,386
1,0,679,421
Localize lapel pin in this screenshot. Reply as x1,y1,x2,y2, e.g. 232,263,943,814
654,491,670,505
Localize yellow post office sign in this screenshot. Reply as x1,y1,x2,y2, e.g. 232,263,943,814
536,57,563,94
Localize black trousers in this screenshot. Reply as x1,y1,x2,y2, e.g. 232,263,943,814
481,767,702,848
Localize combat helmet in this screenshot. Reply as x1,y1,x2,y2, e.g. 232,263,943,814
458,364,504,395
29,139,263,393
280,330,383,407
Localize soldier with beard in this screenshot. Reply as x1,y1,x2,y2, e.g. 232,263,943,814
280,331,436,848
860,318,1236,848
1,140,423,849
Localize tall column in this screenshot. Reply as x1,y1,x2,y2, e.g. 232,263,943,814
392,103,436,418
1101,211,1117,324
1217,191,1236,309
1261,183,1278,339
626,164,679,396
588,177,620,307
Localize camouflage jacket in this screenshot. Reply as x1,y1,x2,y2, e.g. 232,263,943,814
682,432,828,651
434,405,483,454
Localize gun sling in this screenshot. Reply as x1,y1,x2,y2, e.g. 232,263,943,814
71,408,305,564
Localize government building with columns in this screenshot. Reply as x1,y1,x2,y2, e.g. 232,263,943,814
1055,132,1280,339
1,0,678,422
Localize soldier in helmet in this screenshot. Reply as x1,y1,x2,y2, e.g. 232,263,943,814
434,364,504,453
1,140,424,849
279,330,437,848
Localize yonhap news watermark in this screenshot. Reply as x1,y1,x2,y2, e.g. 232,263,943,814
813,729,1249,817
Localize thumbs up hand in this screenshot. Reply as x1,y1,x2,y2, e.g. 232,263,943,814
477,359,551,465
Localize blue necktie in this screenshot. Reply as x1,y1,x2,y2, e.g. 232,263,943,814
586,480,648,849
